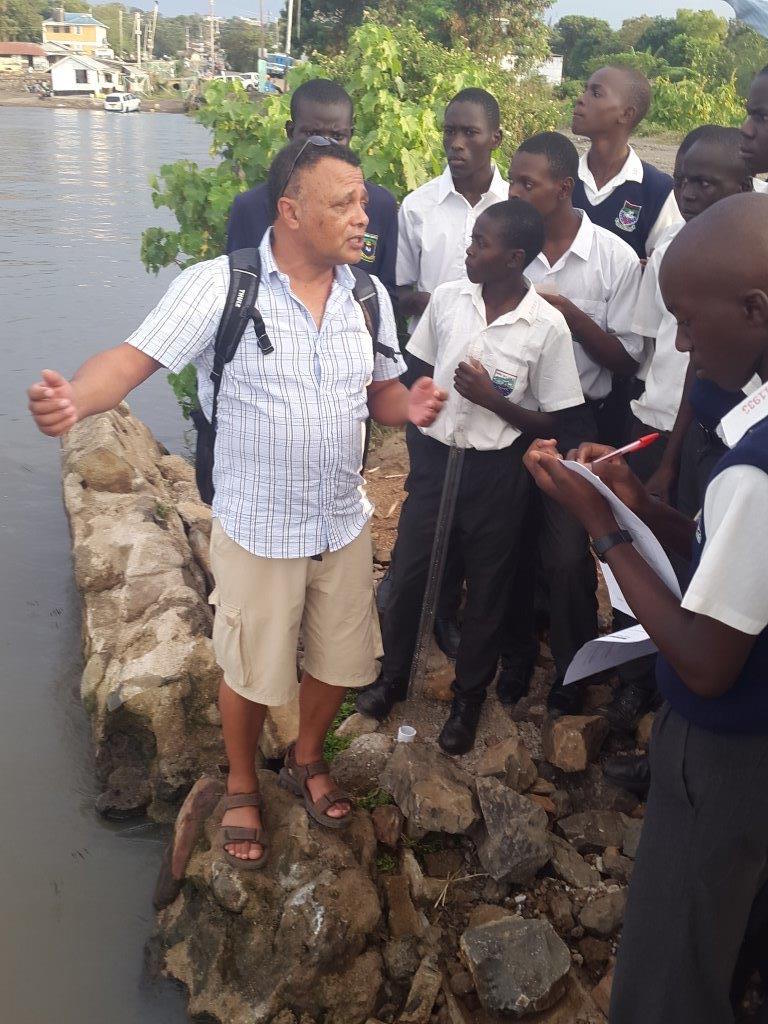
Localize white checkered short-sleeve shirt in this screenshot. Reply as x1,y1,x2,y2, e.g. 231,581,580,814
127,232,405,558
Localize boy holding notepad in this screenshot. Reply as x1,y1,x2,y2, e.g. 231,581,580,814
524,192,768,1023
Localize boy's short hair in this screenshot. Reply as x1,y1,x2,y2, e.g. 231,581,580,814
516,131,579,182
290,79,353,120
446,87,501,131
267,139,361,221
678,125,748,177
484,198,545,266
607,65,652,127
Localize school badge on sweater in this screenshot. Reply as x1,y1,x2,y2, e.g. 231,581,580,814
360,232,379,263
615,200,642,234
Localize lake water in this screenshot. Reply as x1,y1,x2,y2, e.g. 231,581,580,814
0,106,216,1023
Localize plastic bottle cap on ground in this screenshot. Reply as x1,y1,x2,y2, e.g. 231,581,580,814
397,725,416,743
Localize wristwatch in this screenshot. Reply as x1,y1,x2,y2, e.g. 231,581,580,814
590,529,633,562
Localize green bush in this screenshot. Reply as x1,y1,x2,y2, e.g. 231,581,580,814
647,74,744,133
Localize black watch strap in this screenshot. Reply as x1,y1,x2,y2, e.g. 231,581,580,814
590,529,633,562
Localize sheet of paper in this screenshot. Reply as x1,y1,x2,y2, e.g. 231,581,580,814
562,460,681,616
563,624,657,686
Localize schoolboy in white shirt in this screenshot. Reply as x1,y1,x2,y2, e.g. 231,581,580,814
357,199,584,754
503,131,642,715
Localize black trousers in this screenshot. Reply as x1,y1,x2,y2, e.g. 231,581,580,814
610,705,768,1023
501,403,599,681
380,433,530,702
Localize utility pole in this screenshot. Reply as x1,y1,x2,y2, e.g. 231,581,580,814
259,0,263,45
208,0,215,69
145,0,158,63
117,7,123,59
285,0,293,55
296,0,300,42
134,11,142,67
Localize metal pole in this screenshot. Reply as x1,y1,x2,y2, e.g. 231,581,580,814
134,11,141,67
208,0,215,68
285,0,293,55
118,8,123,59
296,0,300,42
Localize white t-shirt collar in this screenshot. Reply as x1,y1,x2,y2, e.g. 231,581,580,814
531,210,594,273
578,146,644,200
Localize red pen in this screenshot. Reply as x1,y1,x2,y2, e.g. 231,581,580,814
591,432,661,466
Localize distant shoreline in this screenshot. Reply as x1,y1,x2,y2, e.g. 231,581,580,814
0,93,186,114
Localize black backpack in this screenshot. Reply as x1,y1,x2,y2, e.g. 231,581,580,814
190,247,396,505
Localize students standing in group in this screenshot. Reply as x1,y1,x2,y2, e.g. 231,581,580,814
226,78,398,297
502,131,642,715
357,200,584,754
524,192,768,1024
393,86,509,657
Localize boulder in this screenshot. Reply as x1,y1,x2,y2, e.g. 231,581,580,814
399,955,443,1024
335,713,380,741
557,811,629,852
476,732,537,793
472,777,551,885
622,818,643,860
382,936,421,985
259,700,299,760
460,917,570,1017
61,408,224,819
380,744,479,837
372,805,404,849
578,937,612,971
332,734,395,797
579,891,627,938
602,847,634,884
382,875,425,939
155,771,384,1024
542,716,609,773
547,891,575,934
549,834,601,889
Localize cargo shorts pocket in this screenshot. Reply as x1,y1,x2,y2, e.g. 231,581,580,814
209,589,249,693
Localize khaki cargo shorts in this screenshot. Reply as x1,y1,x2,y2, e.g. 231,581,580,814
208,518,383,706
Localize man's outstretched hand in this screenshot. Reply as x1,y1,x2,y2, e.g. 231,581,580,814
28,369,79,437
408,376,448,427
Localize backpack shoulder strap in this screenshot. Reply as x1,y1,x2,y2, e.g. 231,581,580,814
349,265,397,361
209,248,261,428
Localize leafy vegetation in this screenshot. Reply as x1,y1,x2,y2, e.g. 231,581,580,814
358,788,394,812
322,693,357,763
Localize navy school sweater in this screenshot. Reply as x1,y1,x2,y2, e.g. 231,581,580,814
655,414,768,733
573,161,674,260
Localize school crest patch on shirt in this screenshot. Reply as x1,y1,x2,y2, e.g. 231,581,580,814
491,368,518,397
615,200,642,233
360,232,378,263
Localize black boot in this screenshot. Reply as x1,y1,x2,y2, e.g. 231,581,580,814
496,657,536,706
434,616,462,660
355,673,408,721
600,682,655,734
438,697,483,755
603,752,651,798
546,676,583,718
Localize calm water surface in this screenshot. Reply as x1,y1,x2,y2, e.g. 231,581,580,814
0,106,216,1023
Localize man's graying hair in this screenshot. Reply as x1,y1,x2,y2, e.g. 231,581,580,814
267,139,361,222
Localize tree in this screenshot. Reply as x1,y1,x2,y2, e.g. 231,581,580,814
153,15,195,59
141,15,563,275
450,0,552,68
551,15,619,79
294,0,380,54
583,49,672,81
219,19,266,71
615,16,655,51
725,19,768,95
0,0,46,41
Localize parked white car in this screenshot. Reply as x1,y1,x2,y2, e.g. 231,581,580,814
103,92,141,113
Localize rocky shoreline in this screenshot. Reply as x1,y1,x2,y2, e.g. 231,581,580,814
61,406,650,1023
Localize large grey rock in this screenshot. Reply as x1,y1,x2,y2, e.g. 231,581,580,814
331,733,395,797
557,811,629,852
579,890,627,937
549,834,601,889
472,777,552,885
155,771,383,1024
622,818,643,859
380,743,479,837
61,407,224,819
460,917,571,1016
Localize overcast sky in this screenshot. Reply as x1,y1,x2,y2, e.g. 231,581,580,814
138,0,740,30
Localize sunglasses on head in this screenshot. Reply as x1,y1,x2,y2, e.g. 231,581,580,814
280,135,333,198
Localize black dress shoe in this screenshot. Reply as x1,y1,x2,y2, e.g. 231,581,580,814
603,752,651,798
496,658,536,706
546,677,583,718
600,683,655,734
434,616,462,660
438,697,483,755
355,674,408,720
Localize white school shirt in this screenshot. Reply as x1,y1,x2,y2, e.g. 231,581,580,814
126,232,405,559
682,388,768,635
631,222,687,432
396,163,509,333
524,211,644,401
578,148,682,254
406,279,584,450
752,177,768,193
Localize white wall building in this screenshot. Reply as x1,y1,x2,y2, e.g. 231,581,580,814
50,53,119,94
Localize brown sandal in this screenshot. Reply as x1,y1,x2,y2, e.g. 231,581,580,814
279,743,354,830
218,791,269,870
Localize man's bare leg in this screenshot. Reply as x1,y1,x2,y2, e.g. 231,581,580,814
219,678,268,859
294,672,351,819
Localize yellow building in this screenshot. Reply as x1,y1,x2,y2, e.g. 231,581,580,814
42,8,113,59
